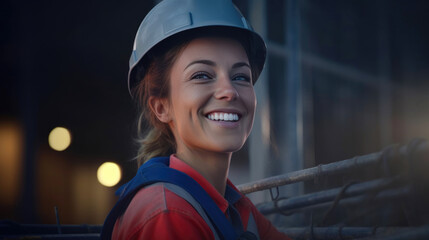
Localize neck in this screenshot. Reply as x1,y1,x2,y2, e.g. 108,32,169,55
176,150,231,196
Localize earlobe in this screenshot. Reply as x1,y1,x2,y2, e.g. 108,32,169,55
148,96,171,123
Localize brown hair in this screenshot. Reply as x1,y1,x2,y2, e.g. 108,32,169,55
132,40,188,166
132,28,258,167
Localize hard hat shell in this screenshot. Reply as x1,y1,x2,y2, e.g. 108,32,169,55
128,0,267,96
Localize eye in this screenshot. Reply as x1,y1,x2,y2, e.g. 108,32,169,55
191,72,212,80
232,74,251,83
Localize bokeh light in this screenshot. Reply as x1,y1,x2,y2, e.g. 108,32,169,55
97,162,121,187
48,127,71,151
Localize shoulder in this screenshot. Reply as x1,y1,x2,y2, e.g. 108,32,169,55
112,183,213,240
122,183,188,222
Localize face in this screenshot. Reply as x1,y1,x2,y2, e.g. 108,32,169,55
157,37,256,157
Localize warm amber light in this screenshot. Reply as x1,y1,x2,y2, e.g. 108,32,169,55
97,162,121,187
48,127,71,151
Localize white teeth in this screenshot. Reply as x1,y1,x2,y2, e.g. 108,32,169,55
207,112,239,122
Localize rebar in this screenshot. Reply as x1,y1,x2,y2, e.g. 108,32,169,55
0,221,102,235
238,151,382,194
259,186,410,215
238,140,428,194
278,226,429,240
256,177,401,215
0,233,100,240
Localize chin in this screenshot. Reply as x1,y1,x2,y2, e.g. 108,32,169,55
211,140,246,153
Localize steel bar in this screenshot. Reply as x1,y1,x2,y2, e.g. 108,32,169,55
259,186,410,215
238,151,382,194
285,0,304,197
256,177,399,215
0,233,100,240
238,141,428,194
0,222,102,235
357,225,429,240
267,42,380,88
278,227,429,240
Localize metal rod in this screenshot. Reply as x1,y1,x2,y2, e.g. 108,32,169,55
278,227,429,240
54,206,62,234
256,177,399,215
237,151,382,194
259,186,410,215
267,41,380,88
0,233,100,240
0,222,102,234
285,0,304,197
357,225,429,240
238,141,428,194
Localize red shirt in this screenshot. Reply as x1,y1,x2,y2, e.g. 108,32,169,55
112,155,291,240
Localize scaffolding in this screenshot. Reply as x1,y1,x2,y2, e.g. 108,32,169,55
238,138,429,240
1,139,428,239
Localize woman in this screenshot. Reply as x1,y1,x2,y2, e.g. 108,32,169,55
102,0,291,239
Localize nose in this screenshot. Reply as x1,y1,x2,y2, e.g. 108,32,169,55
213,74,239,101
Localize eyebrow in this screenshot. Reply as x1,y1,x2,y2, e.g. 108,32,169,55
232,62,251,69
184,60,250,70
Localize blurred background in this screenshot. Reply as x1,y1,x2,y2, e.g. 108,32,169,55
1,0,428,225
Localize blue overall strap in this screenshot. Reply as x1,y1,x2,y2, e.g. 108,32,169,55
100,157,237,240
155,182,221,240
100,157,170,240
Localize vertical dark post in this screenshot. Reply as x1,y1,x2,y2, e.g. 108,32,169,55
248,0,270,203
285,0,303,194
17,1,38,223
378,0,392,146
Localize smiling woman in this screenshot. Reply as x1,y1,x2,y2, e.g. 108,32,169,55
101,0,291,239
167,38,255,161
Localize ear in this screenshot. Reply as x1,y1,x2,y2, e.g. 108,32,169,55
148,96,171,123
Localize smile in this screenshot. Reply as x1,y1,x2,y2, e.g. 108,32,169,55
206,112,240,122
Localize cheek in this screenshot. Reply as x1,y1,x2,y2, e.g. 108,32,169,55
181,86,212,110
244,89,257,114
170,86,209,123
244,89,257,134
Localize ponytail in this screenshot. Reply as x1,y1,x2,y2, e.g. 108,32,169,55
135,113,176,167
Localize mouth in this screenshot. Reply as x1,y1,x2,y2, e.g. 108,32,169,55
206,112,241,122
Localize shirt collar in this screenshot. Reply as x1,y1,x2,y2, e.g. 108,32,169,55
225,183,242,205
169,154,242,213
